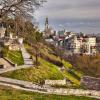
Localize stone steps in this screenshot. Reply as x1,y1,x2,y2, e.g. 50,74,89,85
21,45,33,65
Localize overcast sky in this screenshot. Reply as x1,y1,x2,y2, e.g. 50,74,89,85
35,0,100,34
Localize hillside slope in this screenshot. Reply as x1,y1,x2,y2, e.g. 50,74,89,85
1,43,83,87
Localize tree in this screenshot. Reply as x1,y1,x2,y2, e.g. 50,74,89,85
28,31,43,66
0,0,46,37
0,0,46,20
56,46,65,63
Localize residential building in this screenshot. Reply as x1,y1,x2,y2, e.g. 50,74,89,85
65,34,97,55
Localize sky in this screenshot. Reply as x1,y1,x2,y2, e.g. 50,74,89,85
35,0,100,34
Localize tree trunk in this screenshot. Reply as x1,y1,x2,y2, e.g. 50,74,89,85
36,50,38,65
35,45,39,66
0,17,3,24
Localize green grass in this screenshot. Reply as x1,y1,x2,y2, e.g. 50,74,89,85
40,45,83,85
63,70,80,85
62,60,83,78
1,58,64,84
2,47,24,65
0,85,98,100
62,60,83,85
63,60,72,68
7,50,24,66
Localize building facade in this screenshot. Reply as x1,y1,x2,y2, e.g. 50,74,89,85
66,35,97,55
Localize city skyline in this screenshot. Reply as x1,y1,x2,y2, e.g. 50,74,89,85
35,0,100,34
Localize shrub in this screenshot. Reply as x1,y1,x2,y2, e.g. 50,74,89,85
40,53,63,67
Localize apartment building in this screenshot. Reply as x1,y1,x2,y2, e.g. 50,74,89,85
68,35,97,55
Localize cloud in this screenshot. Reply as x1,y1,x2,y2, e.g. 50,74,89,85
36,0,100,19
35,0,100,33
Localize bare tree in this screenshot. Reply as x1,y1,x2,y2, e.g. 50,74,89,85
27,30,43,66
0,0,46,20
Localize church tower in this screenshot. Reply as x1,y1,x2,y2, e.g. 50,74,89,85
45,17,49,30
44,17,52,37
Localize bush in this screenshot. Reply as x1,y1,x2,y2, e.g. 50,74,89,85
66,55,100,78
40,53,63,67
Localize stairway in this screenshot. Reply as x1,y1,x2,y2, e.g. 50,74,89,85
21,45,33,65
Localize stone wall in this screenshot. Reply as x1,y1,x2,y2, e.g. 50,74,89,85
81,76,100,91
45,79,66,86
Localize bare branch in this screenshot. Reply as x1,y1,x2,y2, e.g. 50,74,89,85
0,0,46,20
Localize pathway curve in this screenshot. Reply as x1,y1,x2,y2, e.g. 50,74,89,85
0,65,33,74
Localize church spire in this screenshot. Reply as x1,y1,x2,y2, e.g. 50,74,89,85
45,17,49,29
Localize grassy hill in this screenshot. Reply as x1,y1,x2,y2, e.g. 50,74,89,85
1,58,63,84
1,43,83,87
2,47,24,65
7,50,24,66
0,85,98,100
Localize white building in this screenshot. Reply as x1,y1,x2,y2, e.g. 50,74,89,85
70,35,97,55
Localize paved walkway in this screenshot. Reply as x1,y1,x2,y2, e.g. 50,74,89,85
0,65,33,74
21,45,33,65
0,76,47,91
0,76,99,99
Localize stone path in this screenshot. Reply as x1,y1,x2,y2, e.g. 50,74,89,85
21,45,33,65
0,65,33,74
0,76,99,99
